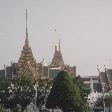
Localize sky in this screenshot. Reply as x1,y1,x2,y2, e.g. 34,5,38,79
0,0,112,76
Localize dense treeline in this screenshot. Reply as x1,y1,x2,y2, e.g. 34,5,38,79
46,71,90,112
0,71,90,112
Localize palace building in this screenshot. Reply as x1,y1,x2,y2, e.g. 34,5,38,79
0,11,76,79
37,41,76,78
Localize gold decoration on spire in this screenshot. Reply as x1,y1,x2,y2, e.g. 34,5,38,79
25,9,28,44
17,10,38,79
59,40,60,51
50,40,64,68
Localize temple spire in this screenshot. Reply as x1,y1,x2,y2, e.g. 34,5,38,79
26,9,28,35
18,10,38,79
55,45,57,52
25,9,28,45
59,40,60,51
50,40,64,68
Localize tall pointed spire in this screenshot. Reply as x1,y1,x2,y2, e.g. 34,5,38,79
26,9,27,32
50,40,64,68
25,9,29,45
17,10,39,79
55,45,57,52
59,40,60,51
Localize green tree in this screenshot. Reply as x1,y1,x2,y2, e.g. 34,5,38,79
13,75,36,112
73,76,91,111
46,70,84,112
0,75,36,112
95,92,112,112
36,78,52,112
73,76,90,102
104,93,112,112
0,108,4,112
0,79,17,110
94,97,103,107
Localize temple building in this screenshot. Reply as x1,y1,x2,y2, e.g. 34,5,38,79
49,41,76,77
17,10,38,79
0,62,17,79
0,11,76,79
0,40,76,79
38,41,76,78
48,41,66,78
50,40,64,68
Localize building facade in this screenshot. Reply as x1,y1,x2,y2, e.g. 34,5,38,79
0,11,76,79
81,76,102,93
37,41,76,78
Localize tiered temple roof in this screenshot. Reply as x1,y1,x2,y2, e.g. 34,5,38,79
17,10,38,79
50,40,65,68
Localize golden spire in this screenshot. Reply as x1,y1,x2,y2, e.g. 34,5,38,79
50,40,64,68
26,9,27,33
25,9,29,46
59,40,60,51
17,10,38,79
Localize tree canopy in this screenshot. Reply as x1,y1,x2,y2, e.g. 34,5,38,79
94,92,112,112
0,75,36,112
46,70,84,112
36,78,52,112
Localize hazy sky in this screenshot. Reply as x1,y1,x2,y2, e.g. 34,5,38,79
0,0,112,76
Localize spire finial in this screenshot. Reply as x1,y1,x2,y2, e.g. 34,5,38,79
26,9,27,33
55,45,57,52
59,40,60,51
25,9,29,44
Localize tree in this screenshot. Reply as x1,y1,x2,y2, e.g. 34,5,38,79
13,75,36,112
0,75,36,112
36,78,52,112
94,92,112,112
104,93,112,111
94,97,103,108
0,79,17,110
73,76,90,102
72,76,91,111
46,70,84,112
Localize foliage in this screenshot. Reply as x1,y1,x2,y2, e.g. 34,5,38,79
0,76,52,112
73,76,91,102
13,75,36,111
94,92,112,112
0,79,16,109
94,96,103,108
0,75,36,112
72,76,91,111
46,70,84,112
11,106,20,112
0,108,4,112
36,78,52,112
104,93,112,107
